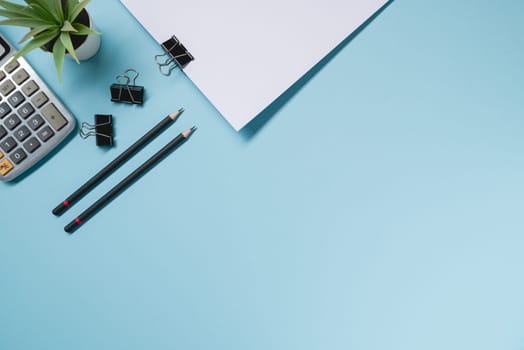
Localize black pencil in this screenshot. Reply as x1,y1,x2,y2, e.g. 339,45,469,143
64,127,196,233
53,108,184,216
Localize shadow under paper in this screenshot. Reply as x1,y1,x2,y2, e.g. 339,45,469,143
240,0,394,140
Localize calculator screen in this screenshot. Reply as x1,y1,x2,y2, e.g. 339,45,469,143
0,36,10,61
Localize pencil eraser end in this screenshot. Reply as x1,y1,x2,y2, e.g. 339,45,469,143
53,202,67,216
64,221,78,234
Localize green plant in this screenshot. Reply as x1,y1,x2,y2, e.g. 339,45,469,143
0,0,100,81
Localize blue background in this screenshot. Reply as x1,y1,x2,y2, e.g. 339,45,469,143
1,0,524,349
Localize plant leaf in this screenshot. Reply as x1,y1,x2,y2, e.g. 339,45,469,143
53,0,63,22
12,29,59,59
0,17,53,27
69,0,89,22
0,6,46,21
28,0,61,21
0,9,34,20
61,20,76,32
65,0,77,19
71,22,99,35
19,24,57,43
52,37,65,83
0,0,25,11
59,32,79,63
26,0,57,20
26,0,55,10
26,2,59,23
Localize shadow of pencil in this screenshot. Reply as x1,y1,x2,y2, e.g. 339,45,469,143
240,0,394,140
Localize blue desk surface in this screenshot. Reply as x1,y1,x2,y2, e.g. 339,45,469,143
2,1,524,349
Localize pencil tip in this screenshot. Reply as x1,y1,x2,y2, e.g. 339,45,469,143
169,108,184,120
182,126,197,138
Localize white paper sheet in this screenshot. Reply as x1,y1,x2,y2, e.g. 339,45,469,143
121,0,388,131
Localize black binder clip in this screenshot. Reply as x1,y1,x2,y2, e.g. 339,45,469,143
154,35,194,76
110,69,144,105
79,114,114,147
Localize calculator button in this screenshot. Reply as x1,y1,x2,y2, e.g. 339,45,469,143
0,125,6,140
14,125,31,142
8,91,25,107
0,158,14,176
12,68,29,85
4,114,21,130
0,79,15,96
41,103,67,131
0,136,17,153
10,148,27,164
37,125,54,142
28,114,45,130
4,59,20,73
23,137,41,153
21,80,39,97
17,102,34,119
31,91,48,107
0,71,5,82
0,102,11,119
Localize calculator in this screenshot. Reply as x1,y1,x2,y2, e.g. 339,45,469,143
0,33,75,182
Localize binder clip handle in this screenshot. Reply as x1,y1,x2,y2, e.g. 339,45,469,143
110,68,144,105
115,73,130,86
155,35,194,76
123,68,139,86
79,114,114,147
154,55,176,76
154,53,191,76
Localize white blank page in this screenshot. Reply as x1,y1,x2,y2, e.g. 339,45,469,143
121,0,388,130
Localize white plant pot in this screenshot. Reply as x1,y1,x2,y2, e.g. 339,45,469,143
71,13,100,61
